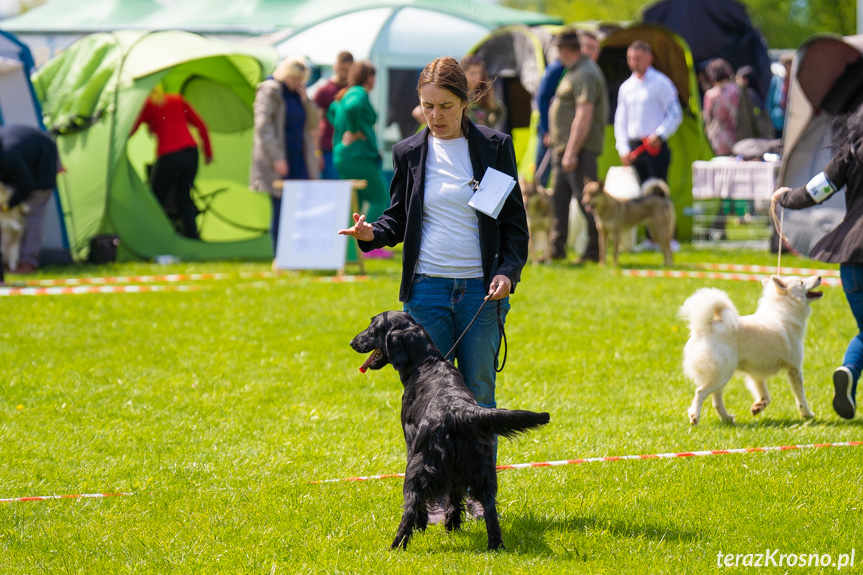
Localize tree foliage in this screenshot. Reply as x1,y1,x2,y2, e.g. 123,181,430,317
505,0,857,49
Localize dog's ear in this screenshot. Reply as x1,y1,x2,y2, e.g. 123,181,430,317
384,329,411,372
769,275,788,294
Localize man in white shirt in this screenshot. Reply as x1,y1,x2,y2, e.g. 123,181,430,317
613,40,682,183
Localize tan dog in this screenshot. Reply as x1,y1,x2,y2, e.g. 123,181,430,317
520,176,552,264
680,276,822,425
582,178,675,266
0,183,29,272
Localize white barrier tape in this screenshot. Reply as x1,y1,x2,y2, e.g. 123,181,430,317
1,492,133,503
313,441,863,484
0,284,200,296
619,268,842,286
691,263,840,278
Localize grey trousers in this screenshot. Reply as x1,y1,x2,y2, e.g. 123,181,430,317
549,150,599,261
21,188,53,267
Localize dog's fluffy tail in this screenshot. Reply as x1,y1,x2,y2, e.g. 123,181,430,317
468,407,550,438
641,178,670,198
679,288,739,337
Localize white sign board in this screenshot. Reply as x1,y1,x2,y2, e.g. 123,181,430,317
273,180,352,270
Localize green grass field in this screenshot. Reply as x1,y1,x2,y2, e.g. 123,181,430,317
2,247,861,574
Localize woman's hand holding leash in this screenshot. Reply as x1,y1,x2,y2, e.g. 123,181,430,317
487,275,511,300
338,213,375,242
771,186,791,205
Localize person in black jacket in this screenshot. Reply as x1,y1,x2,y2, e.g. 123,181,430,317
339,56,528,414
772,110,863,420
0,124,60,274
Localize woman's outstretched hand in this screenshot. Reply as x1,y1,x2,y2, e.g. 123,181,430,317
338,213,375,242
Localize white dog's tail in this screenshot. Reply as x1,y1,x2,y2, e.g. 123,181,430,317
679,288,739,336
641,178,670,198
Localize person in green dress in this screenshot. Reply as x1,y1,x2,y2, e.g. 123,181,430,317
329,60,391,258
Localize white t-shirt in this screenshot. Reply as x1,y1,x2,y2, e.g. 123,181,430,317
417,136,483,278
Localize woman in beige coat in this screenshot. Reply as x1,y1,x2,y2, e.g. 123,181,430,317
250,56,320,251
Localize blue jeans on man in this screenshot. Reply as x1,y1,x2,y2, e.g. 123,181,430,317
403,275,509,409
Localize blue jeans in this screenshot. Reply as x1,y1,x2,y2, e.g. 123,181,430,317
403,275,510,409
840,264,863,401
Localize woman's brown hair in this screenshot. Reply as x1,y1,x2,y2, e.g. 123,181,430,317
336,60,376,101
706,58,733,84
417,56,473,135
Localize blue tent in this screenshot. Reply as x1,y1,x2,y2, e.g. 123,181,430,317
0,29,69,262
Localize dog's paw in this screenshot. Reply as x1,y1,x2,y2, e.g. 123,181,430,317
750,400,768,416
720,413,735,424
800,407,815,419
687,406,700,425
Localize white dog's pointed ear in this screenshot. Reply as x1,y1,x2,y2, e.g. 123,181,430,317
770,275,788,293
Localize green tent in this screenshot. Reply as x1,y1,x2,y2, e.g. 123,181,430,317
32,30,278,261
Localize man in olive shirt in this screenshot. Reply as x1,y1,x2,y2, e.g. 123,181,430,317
548,30,608,263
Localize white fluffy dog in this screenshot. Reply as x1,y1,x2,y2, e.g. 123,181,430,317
0,183,28,272
680,275,822,425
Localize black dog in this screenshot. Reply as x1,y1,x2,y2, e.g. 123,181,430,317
351,311,550,550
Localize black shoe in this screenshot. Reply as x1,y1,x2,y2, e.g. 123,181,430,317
574,256,599,265
832,367,856,420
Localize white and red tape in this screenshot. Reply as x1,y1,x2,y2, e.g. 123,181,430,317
0,284,200,296
619,268,842,286
313,440,863,484
0,492,133,503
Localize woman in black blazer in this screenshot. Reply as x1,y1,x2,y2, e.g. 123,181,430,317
340,56,528,415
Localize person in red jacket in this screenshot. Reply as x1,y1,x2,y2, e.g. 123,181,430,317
132,85,213,239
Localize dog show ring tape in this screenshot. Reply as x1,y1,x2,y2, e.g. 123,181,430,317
690,263,840,277
1,492,133,503
619,268,842,286
0,284,200,296
312,440,863,484
18,271,278,287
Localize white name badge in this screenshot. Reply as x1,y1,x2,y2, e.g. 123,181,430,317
805,172,836,204
468,167,516,219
